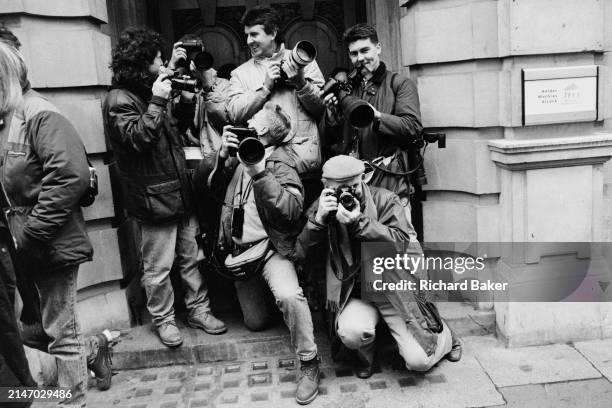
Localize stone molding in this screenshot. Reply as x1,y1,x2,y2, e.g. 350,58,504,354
489,134,612,171
0,0,108,24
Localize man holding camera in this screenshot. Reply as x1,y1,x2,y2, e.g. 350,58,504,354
295,155,461,378
227,6,325,204
208,102,320,405
103,28,226,348
323,24,423,228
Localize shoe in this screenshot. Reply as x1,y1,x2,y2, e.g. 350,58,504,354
158,321,183,347
88,334,113,391
21,321,51,352
354,348,375,379
187,312,227,334
296,356,320,405
445,336,462,362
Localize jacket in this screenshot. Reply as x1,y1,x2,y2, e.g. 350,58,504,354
103,86,193,223
208,145,303,259
0,89,93,272
227,45,326,176
324,62,423,160
294,184,439,356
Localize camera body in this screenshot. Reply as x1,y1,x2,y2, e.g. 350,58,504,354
226,127,265,165
325,186,357,217
179,39,214,71
170,73,200,93
321,70,375,128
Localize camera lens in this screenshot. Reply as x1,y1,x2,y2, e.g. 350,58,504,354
238,137,265,165
193,51,214,70
339,191,356,211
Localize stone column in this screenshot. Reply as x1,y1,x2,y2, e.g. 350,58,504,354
489,135,612,346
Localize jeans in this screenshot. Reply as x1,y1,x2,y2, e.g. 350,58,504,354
140,213,210,326
31,265,87,407
235,252,318,361
336,298,452,371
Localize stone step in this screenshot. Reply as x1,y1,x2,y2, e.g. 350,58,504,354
112,302,495,370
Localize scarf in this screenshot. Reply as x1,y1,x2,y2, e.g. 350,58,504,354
325,182,378,312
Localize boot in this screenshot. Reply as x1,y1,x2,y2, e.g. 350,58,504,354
445,331,462,362
187,311,227,334
296,356,320,405
158,321,183,347
87,334,113,391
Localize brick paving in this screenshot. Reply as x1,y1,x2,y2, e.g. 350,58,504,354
38,336,607,408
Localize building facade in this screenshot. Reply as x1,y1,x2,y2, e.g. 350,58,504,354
1,0,611,346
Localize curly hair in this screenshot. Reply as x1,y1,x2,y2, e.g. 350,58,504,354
110,27,162,87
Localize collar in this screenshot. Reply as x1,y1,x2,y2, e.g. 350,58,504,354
253,43,286,64
368,61,387,86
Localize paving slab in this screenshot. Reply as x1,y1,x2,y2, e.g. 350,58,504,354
574,338,612,381
499,378,612,408
475,343,602,387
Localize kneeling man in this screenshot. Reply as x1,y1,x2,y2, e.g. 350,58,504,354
209,102,320,405
295,155,461,378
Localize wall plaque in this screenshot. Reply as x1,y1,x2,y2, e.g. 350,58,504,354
522,66,598,126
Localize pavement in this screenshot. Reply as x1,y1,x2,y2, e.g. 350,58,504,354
26,304,612,407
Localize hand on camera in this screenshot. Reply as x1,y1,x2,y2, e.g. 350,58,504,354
367,102,381,119
219,125,239,159
282,59,306,88
314,188,338,225
240,155,266,178
263,62,282,91
335,197,361,225
323,93,341,125
152,73,172,99
168,42,187,70
190,61,215,92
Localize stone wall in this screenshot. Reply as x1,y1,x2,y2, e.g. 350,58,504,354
0,0,131,333
401,0,612,346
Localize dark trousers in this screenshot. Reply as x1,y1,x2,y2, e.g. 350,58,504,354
0,230,36,404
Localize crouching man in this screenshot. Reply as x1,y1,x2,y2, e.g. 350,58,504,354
294,155,461,378
208,102,320,405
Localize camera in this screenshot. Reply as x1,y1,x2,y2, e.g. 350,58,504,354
170,73,200,93
278,41,317,84
179,39,214,71
226,127,265,165
407,131,446,186
321,69,375,128
325,187,358,218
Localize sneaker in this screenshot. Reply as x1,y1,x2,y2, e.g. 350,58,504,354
88,334,113,391
296,356,320,405
158,321,183,347
187,312,227,334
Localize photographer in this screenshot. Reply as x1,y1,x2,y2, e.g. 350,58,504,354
323,24,422,229
168,34,231,159
103,28,226,348
295,155,461,378
227,6,326,204
208,102,320,405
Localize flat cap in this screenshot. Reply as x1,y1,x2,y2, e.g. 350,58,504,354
321,155,365,181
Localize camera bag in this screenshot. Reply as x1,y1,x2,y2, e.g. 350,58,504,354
223,238,273,280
